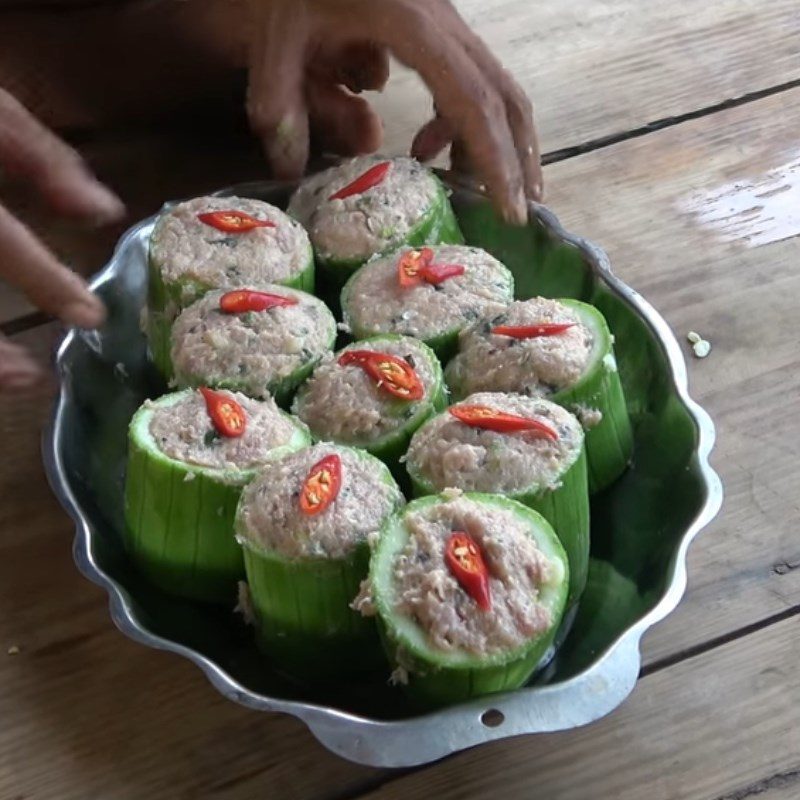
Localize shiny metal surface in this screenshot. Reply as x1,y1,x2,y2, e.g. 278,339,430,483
42,176,723,767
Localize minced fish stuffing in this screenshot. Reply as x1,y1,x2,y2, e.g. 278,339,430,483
236,445,404,560
293,337,438,442
407,392,583,494
148,390,298,471
170,286,335,398
447,298,594,397
287,156,439,261
344,245,512,340
150,196,311,303
393,494,555,655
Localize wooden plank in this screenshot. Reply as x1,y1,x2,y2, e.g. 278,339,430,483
355,616,800,800
2,78,799,772
2,0,799,323
371,0,800,158
540,86,800,665
0,327,378,800
1,316,798,795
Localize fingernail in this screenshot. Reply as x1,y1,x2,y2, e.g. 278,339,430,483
275,114,296,143
342,67,365,93
529,182,543,203
505,189,528,226
62,297,106,329
263,112,303,179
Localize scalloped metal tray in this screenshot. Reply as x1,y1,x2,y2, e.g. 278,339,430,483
43,175,722,767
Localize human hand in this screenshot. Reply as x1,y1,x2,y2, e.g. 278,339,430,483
0,88,124,391
246,0,542,224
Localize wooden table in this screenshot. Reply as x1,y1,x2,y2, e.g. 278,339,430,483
2,2,799,797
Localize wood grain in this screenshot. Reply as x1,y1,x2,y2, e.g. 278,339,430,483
357,617,800,800
0,327,379,800
371,0,800,158
1,11,799,798
542,87,800,665
2,0,799,323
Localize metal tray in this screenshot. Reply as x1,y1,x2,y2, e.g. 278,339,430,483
43,175,722,767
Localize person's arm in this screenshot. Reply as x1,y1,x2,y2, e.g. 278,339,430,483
0,0,542,390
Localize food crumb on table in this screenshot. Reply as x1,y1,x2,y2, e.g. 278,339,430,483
7,645,20,656
687,331,711,358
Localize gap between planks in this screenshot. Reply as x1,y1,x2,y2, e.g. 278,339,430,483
541,77,800,165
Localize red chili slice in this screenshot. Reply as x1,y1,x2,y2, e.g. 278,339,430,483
445,531,492,611
491,322,576,338
397,247,434,288
420,263,465,285
200,387,246,438
299,454,342,516
197,210,276,233
338,350,424,400
328,161,391,201
449,404,559,440
219,290,298,314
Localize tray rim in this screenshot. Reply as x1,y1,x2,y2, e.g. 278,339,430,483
42,176,723,767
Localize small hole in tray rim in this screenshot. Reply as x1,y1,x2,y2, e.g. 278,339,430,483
481,709,505,727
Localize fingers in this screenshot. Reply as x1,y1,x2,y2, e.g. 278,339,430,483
355,2,527,223
0,89,125,223
0,336,44,393
246,0,311,179
411,116,453,163
452,20,543,201
307,81,383,156
333,42,391,93
0,202,105,329
449,138,472,176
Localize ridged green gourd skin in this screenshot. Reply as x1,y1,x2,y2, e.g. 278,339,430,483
406,418,590,607
371,493,569,706
235,447,404,680
169,289,338,410
145,243,315,380
340,254,515,365
123,391,311,604
314,176,464,298
445,299,633,494
551,300,633,493
292,335,448,480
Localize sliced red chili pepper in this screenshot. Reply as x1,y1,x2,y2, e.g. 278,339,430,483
420,263,465,285
219,290,298,314
328,161,391,201
200,387,246,438
449,405,559,440
445,531,491,611
491,322,576,338
338,350,424,400
299,454,342,515
397,247,434,288
197,210,276,233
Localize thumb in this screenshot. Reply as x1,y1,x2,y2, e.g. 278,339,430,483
247,0,310,179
